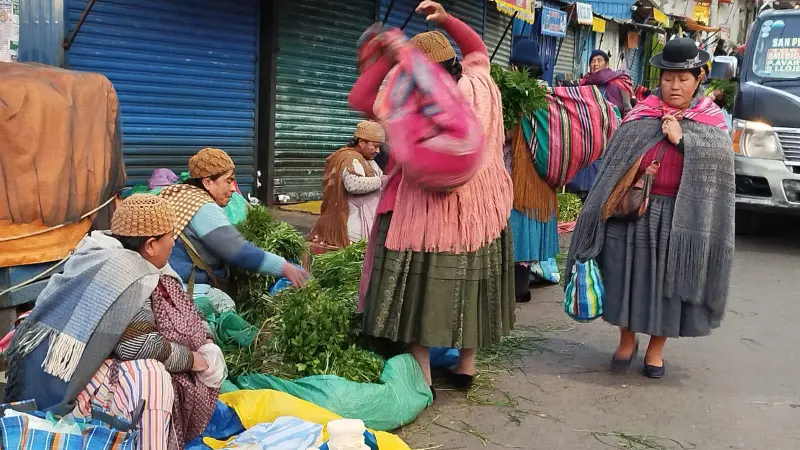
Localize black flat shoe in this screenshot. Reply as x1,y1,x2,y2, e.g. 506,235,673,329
643,362,666,379
516,291,532,303
610,341,639,372
444,369,474,390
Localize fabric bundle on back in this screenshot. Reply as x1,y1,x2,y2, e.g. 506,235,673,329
357,25,484,193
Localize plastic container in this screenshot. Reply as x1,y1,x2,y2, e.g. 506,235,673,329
326,419,368,450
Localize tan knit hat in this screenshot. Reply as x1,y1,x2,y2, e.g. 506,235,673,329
111,194,176,237
353,121,386,143
409,31,456,63
189,148,236,179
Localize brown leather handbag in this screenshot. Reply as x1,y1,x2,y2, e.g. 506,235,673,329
612,144,668,220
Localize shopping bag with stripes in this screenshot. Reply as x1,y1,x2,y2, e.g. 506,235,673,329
564,259,604,322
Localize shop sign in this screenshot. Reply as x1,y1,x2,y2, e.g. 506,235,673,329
542,7,568,38
576,3,593,26
493,0,536,25
592,17,606,33
693,3,710,24
0,0,19,62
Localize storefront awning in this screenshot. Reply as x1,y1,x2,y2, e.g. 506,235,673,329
679,17,720,32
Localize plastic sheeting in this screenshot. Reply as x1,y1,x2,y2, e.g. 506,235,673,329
0,62,125,267
234,354,432,431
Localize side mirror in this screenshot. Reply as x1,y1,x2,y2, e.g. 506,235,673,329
710,56,738,81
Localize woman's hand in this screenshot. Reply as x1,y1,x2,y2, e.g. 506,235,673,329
282,262,309,289
192,352,209,372
662,115,683,145
416,1,448,25
380,175,390,189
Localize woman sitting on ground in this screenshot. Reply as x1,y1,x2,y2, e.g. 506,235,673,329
5,195,225,450
567,38,734,379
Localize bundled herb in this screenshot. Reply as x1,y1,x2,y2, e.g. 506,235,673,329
490,63,548,131
233,205,308,312
311,240,367,294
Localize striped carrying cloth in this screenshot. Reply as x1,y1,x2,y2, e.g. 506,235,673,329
521,85,620,188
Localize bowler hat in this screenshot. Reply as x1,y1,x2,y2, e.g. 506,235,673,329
650,38,710,70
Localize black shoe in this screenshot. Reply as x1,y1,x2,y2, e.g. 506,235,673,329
444,368,474,390
610,341,639,372
516,291,532,303
643,361,666,379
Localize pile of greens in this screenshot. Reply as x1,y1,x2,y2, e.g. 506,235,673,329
490,63,549,131
226,207,383,383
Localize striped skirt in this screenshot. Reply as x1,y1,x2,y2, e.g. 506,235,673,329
75,360,176,450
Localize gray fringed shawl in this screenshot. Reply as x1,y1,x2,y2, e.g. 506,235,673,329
566,112,735,316
5,232,160,408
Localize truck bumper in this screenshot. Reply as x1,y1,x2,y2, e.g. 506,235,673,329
735,155,800,215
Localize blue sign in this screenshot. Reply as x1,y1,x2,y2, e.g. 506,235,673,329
541,7,568,38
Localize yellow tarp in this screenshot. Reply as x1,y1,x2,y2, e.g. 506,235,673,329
205,390,410,450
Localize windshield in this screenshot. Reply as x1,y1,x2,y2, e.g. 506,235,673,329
751,16,800,80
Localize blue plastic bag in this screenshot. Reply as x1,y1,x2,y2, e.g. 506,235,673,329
429,347,459,368
185,401,246,450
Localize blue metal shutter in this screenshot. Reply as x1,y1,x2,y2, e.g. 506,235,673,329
485,4,513,67
272,0,374,203
379,0,430,38
439,0,485,59
64,0,259,194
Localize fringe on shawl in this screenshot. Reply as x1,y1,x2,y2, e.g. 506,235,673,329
510,126,558,222
43,332,85,381
309,149,376,249
664,230,734,313
384,158,512,253
381,52,513,254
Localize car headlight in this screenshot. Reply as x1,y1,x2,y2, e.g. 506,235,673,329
732,119,783,160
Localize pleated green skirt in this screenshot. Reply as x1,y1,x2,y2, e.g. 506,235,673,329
361,213,516,349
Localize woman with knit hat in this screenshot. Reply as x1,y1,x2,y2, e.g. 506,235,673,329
5,194,224,449
350,1,514,396
160,148,308,309
309,121,386,250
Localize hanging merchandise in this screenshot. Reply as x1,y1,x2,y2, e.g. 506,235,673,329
64,0,259,194
494,0,536,24
575,2,593,26
273,0,375,202
0,0,18,62
485,4,513,66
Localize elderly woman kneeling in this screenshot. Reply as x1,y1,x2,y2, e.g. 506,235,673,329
567,38,735,379
5,195,225,449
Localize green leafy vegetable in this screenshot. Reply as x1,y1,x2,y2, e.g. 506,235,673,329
705,79,737,112
490,63,549,131
557,192,582,223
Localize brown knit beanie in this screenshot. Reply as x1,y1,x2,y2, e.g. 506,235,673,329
189,148,236,179
409,31,456,63
111,194,176,237
353,121,386,143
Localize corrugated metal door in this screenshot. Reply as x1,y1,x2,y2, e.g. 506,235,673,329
439,0,485,59
554,27,577,79
484,2,512,67
64,0,259,193
380,0,430,37
273,0,374,203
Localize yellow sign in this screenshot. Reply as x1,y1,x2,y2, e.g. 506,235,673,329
693,3,710,24
653,8,669,26
493,0,536,24
592,17,606,33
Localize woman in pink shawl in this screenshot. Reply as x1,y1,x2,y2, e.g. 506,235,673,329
350,1,514,400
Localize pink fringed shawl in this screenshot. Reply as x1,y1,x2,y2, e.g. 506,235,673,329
377,51,512,253
356,52,513,309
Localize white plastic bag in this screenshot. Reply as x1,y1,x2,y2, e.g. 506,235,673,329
198,343,227,389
